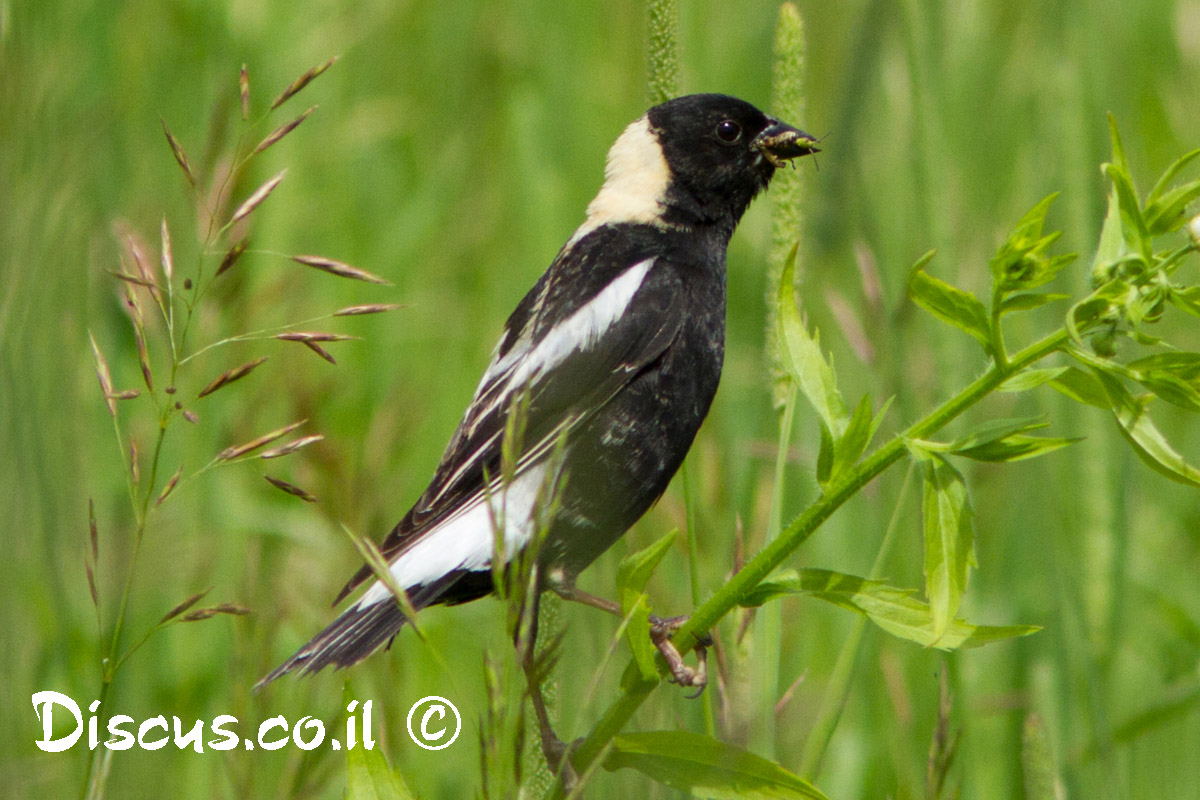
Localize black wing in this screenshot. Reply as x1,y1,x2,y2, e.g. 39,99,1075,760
335,249,685,603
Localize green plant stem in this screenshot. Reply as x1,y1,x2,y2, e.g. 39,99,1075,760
557,327,1072,792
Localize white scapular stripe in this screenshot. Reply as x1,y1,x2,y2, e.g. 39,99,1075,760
354,461,549,608
470,258,654,426
567,116,672,247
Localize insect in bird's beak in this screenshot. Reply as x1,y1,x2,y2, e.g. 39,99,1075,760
754,122,820,168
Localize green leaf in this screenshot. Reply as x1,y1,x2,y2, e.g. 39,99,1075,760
1048,366,1112,409
616,529,678,596
941,416,1049,452
1169,286,1200,318
777,245,849,437
918,453,977,639
739,568,1039,650
1000,292,1070,314
1092,188,1128,282
988,195,1074,295
1104,162,1151,260
1094,370,1200,488
828,394,874,486
1134,371,1200,412
346,742,417,800
1145,178,1200,235
622,591,659,680
605,730,830,800
999,366,1070,393
954,434,1081,463
1147,147,1200,206
617,530,678,680
908,254,992,350
1128,352,1200,381
815,420,834,487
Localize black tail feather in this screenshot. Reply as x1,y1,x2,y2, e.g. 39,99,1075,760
255,574,473,690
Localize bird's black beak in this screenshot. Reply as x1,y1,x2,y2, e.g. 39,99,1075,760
754,121,820,168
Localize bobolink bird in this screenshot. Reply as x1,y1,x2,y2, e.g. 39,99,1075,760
260,93,817,688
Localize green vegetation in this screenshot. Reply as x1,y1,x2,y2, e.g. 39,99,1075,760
4,1,1200,798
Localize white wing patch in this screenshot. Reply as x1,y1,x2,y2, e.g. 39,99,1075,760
467,258,655,433
355,461,550,608
566,116,673,248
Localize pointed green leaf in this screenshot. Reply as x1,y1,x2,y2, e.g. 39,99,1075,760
1103,162,1151,259
1148,147,1200,205
1169,286,1200,318
828,394,874,486
605,730,830,800
347,742,417,800
616,530,678,680
1092,189,1127,280
815,420,834,487
908,256,992,350
1134,371,1200,412
621,591,659,680
1128,352,1200,381
999,366,1070,393
954,434,1081,463
1000,292,1070,314
1048,366,1112,409
739,568,1039,650
616,529,678,596
1145,178,1200,235
943,417,1049,452
919,453,977,639
1094,370,1200,488
777,245,849,436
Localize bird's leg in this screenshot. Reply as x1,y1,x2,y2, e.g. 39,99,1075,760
519,586,579,790
549,572,712,697
547,578,622,616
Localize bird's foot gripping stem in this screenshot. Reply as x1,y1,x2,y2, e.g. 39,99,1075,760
649,614,711,698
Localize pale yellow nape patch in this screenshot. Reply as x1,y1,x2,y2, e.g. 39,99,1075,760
567,116,673,247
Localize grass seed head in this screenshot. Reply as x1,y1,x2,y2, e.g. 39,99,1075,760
251,106,316,157
89,333,117,416
217,419,307,460
159,217,174,282
333,303,405,316
269,56,338,111
291,254,390,285
239,64,251,120
229,170,286,227
260,434,324,459
161,118,197,187
197,356,269,398
216,238,249,277
157,465,183,506
264,475,317,502
303,341,336,364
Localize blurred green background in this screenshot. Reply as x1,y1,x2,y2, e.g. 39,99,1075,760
4,0,1200,797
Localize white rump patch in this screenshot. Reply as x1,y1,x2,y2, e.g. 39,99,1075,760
567,117,672,247
355,461,551,608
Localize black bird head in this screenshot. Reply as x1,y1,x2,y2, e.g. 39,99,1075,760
645,93,818,231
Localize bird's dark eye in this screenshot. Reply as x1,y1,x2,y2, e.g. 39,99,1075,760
715,119,742,143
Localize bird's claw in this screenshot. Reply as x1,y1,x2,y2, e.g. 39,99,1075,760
650,615,710,698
